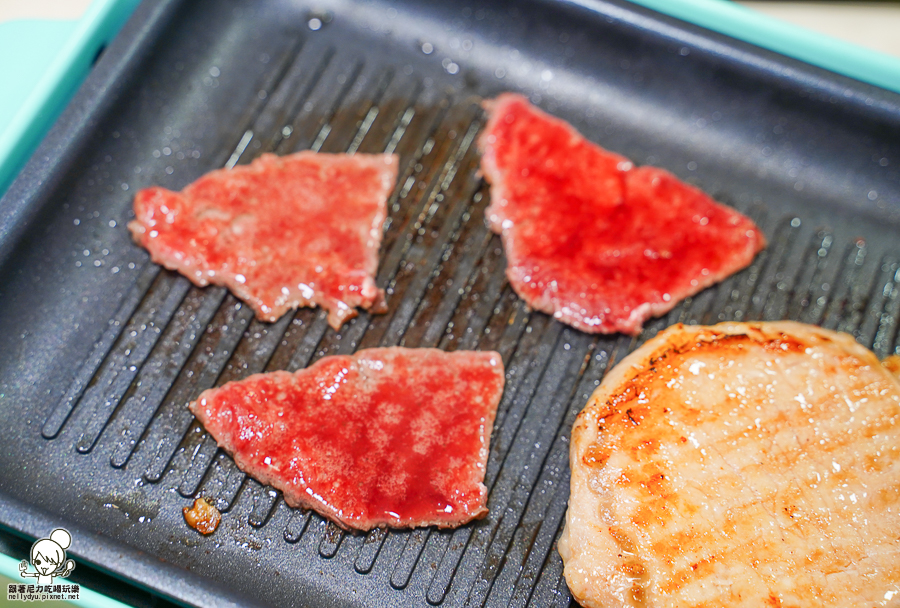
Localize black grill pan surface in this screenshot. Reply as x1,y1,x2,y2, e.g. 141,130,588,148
1,0,899,606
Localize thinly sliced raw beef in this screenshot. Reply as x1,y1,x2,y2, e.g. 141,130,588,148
479,94,766,335
560,322,900,607
189,348,505,530
129,152,397,329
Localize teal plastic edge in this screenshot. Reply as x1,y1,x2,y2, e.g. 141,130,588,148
0,0,141,198
0,553,132,608
624,0,900,95
0,20,79,134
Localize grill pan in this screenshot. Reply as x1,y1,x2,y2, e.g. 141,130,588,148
1,0,899,606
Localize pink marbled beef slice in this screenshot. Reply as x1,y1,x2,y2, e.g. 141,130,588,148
129,151,397,329
479,94,766,335
189,347,505,530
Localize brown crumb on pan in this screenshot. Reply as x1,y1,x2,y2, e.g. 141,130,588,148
183,497,221,535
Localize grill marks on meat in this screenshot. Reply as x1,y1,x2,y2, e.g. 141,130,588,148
559,322,900,607
189,348,505,530
478,94,766,335
129,152,397,329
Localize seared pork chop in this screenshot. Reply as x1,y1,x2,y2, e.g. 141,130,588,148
189,347,505,530
478,94,765,335
129,151,397,329
560,321,900,607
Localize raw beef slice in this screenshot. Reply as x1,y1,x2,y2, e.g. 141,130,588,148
189,347,505,530
129,151,397,329
479,94,766,335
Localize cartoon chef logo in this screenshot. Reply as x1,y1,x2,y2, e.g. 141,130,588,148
18,528,75,585
6,528,80,602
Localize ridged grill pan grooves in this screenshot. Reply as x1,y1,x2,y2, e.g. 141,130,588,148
0,0,898,606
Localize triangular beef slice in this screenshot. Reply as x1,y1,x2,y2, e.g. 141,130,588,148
189,347,505,530
479,94,766,335
129,152,397,329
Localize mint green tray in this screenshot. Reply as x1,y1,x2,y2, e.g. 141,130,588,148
1,0,899,200
0,6,140,605
627,0,900,95
0,552,132,608
0,0,140,198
